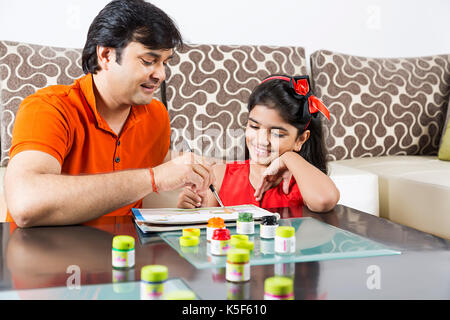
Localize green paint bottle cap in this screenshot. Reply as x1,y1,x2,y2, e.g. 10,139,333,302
227,248,250,263
112,235,135,250
238,212,253,222
179,235,199,247
230,234,249,245
182,228,201,237
264,276,294,295
141,265,168,282
276,226,295,238
234,240,254,251
164,290,196,300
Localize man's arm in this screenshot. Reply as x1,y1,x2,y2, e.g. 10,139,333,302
5,150,215,227
5,150,154,227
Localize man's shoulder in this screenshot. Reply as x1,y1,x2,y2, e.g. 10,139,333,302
22,79,82,108
147,98,167,111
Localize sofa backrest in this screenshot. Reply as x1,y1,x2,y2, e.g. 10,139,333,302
310,50,450,161
0,40,84,166
0,41,307,165
3,40,449,165
160,44,307,160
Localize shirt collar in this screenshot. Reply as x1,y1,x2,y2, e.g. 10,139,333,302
78,73,104,127
78,73,148,133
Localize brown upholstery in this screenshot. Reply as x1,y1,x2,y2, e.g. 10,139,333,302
310,50,450,161
0,41,84,165
0,41,307,165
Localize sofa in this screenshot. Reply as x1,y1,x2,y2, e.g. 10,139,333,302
1,40,449,239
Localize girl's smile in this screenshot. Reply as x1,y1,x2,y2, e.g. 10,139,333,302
246,105,305,165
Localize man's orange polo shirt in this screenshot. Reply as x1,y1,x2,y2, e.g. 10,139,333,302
6,73,171,222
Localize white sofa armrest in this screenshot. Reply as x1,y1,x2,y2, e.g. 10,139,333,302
328,162,379,216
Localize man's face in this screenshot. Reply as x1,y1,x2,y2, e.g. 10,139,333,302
105,41,174,106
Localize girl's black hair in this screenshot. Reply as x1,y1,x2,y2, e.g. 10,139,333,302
247,75,328,174
82,0,183,74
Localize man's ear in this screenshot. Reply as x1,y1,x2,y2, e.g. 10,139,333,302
96,46,115,71
294,130,310,152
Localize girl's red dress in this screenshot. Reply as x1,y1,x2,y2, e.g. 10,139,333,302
218,159,304,209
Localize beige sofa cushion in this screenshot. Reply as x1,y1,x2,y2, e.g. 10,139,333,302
310,50,450,161
328,162,379,216
333,155,450,239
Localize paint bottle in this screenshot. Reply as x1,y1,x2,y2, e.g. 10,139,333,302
230,234,248,246
112,235,135,269
179,235,200,254
260,215,279,239
230,234,253,251
236,212,254,235
210,228,231,255
207,217,226,241
275,226,296,254
226,248,250,283
233,240,254,251
182,228,201,238
264,276,294,300
140,265,168,300
179,235,199,247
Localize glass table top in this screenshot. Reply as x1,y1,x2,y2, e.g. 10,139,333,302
160,218,401,269
0,277,196,300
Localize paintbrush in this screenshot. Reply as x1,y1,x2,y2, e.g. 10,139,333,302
184,142,225,208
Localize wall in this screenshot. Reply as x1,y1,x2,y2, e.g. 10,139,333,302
0,0,449,60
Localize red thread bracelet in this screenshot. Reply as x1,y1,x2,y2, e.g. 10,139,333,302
149,167,158,194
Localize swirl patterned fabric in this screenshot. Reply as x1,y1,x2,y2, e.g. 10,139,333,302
0,41,306,165
311,50,450,161
0,40,84,166
161,44,307,160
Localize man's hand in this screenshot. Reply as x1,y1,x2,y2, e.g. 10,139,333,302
253,156,292,201
153,152,216,193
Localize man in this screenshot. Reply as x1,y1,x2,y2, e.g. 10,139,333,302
4,0,215,227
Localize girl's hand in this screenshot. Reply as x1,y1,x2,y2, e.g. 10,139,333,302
177,186,207,209
254,156,292,201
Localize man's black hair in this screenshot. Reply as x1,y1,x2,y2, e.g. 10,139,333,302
82,0,183,74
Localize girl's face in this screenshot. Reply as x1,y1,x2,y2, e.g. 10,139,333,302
245,104,309,165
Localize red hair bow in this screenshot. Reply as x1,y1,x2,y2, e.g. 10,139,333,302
261,76,330,120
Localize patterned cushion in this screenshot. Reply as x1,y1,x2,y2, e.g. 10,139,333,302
310,50,450,161
163,44,307,160
0,41,306,165
0,40,84,166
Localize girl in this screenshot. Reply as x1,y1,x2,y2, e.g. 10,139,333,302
177,75,340,212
